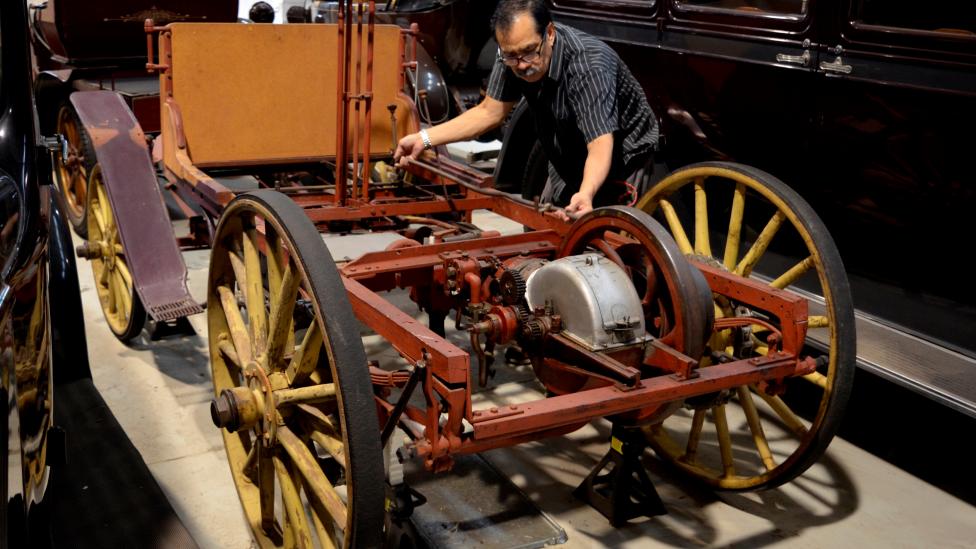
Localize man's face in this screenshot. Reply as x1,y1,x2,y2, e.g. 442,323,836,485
496,14,554,83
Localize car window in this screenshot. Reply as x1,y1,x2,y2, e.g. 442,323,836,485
855,0,975,37
677,0,807,15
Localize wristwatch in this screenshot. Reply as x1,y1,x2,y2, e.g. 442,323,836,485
419,129,432,150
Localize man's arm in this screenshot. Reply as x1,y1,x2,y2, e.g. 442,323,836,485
562,132,614,218
394,96,515,167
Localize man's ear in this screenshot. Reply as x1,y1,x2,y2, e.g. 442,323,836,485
547,22,555,43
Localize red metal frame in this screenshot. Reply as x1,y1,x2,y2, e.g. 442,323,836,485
136,2,820,474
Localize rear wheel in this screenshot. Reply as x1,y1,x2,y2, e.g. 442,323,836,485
86,164,146,342
208,190,384,548
55,105,96,237
636,161,855,490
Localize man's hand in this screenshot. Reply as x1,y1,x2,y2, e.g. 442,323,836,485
563,191,594,219
394,133,425,168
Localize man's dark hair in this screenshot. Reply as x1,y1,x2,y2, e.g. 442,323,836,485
490,0,552,37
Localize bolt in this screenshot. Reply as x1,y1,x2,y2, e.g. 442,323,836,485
210,392,238,430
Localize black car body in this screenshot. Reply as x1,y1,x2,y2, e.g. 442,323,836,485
2,1,90,546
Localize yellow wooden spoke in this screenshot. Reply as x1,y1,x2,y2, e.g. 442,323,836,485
96,183,113,232
803,371,829,389
242,226,268,356
277,426,348,529
266,233,297,356
682,408,707,463
267,262,301,370
274,456,313,549
754,388,809,437
693,178,712,256
275,384,337,407
770,256,814,289
105,268,119,315
287,322,323,385
309,494,338,549
258,443,277,533
243,444,258,480
218,285,253,365
734,211,785,277
724,182,746,269
736,386,777,471
713,405,736,479
115,257,133,288
90,202,108,233
808,315,829,328
111,269,132,315
228,249,247,292
218,337,241,370
297,404,346,468
266,231,284,302
658,199,694,254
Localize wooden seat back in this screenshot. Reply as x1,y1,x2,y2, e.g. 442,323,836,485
162,22,413,169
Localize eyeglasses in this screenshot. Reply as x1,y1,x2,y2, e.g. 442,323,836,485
499,39,545,66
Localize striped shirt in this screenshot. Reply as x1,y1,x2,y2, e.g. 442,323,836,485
486,23,658,202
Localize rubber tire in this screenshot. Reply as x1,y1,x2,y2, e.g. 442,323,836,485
640,161,855,491
209,190,385,548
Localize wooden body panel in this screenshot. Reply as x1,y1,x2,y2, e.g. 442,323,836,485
165,23,413,168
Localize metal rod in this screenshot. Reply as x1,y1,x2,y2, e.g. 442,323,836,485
361,1,376,201
381,363,424,446
351,2,363,203
335,1,349,206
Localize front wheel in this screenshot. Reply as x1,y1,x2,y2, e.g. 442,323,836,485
208,190,385,548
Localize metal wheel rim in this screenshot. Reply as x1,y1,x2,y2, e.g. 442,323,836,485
208,191,383,548
636,162,855,490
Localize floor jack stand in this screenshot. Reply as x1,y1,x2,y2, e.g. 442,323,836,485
574,424,667,526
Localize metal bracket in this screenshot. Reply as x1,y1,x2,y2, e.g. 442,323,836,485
820,45,853,74
776,39,812,67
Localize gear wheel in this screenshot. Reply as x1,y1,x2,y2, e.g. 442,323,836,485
514,304,531,324
498,268,527,306
522,319,546,341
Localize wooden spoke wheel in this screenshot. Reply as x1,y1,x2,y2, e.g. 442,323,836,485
636,161,855,490
55,105,95,237
558,206,713,361
86,164,146,342
208,190,384,549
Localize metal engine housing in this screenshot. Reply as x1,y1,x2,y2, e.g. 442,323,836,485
525,253,646,351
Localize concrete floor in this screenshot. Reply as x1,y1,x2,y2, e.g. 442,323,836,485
73,211,976,549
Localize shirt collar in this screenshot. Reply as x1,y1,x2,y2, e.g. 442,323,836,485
547,23,567,83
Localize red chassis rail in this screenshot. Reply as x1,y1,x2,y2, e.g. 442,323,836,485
331,190,816,470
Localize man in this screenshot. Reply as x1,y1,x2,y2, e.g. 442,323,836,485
394,0,658,220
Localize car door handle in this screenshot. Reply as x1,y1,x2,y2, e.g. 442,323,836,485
776,50,811,67
820,59,852,74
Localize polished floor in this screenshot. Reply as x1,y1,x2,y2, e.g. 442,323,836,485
73,211,976,549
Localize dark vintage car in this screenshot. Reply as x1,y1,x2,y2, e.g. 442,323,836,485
493,0,976,415
30,0,239,238
1,1,91,546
